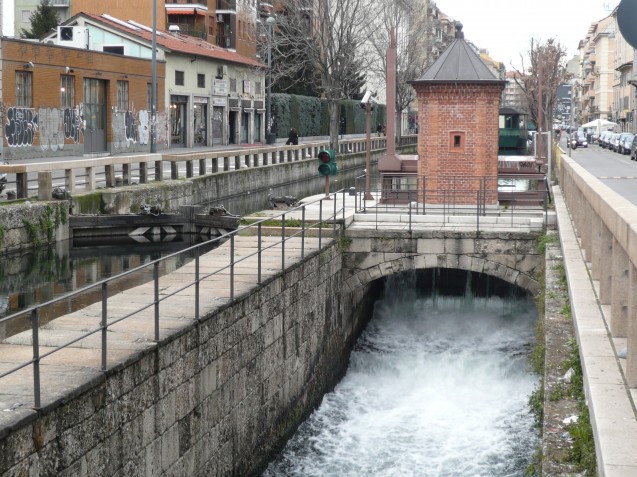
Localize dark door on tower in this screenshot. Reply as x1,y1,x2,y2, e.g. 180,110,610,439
83,78,107,154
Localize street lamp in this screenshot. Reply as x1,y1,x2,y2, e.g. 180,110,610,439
265,16,276,145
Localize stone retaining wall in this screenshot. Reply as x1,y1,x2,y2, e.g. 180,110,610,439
0,243,377,476
0,201,70,255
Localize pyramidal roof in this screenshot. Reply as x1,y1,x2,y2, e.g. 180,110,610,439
411,23,504,84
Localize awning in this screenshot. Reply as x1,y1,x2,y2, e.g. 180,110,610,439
167,8,194,15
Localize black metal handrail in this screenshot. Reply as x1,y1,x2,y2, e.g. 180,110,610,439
352,174,548,233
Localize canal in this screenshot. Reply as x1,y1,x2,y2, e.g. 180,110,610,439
263,269,539,476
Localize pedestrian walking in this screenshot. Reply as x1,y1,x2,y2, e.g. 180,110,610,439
285,128,299,145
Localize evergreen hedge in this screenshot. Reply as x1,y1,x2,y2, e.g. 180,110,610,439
271,93,386,139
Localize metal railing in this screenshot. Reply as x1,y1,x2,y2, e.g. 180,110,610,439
0,135,411,201
353,174,549,233
0,193,345,409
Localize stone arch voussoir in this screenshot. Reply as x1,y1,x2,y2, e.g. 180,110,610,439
344,253,540,297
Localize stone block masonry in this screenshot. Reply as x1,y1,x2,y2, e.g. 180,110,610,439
0,243,376,476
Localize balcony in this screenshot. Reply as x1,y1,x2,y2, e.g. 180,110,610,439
216,34,232,48
217,0,237,10
50,0,70,6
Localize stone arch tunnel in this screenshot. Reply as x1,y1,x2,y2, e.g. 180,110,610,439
341,229,543,300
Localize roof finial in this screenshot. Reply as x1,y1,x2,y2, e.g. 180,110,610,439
455,21,464,39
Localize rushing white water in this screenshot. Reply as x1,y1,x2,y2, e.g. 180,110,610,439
263,272,539,477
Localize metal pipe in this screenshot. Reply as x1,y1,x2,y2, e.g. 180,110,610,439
154,262,159,341
150,0,157,153
31,309,41,409
101,283,107,370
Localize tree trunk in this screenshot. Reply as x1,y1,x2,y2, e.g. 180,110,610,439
328,100,339,151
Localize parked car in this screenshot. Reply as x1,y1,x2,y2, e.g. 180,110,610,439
610,133,622,152
631,136,637,160
599,130,613,147
618,133,634,154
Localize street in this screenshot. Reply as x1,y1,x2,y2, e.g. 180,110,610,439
562,136,637,206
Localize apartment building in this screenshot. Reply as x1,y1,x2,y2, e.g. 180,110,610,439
13,0,72,38
83,0,259,58
578,15,615,126
502,71,527,113
611,7,634,131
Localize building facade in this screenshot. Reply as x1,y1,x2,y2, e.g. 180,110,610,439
69,0,259,59
44,12,265,150
578,16,615,126
612,8,634,131
1,37,166,160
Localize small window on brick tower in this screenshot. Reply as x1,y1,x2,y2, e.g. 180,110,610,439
449,131,466,153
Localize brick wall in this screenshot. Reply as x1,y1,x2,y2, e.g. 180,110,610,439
414,82,503,204
1,39,166,160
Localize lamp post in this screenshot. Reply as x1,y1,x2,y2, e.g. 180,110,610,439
265,16,276,145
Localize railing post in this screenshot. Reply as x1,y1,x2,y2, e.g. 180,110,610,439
230,234,235,300
281,213,286,271
101,282,107,371
333,191,337,238
155,160,164,181
139,163,148,184
258,223,262,284
319,200,323,248
476,190,480,233
31,308,41,409
154,262,159,341
301,206,306,259
195,248,200,321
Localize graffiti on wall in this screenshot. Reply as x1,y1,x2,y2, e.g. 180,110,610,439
4,107,38,147
112,108,154,151
154,111,169,149
38,106,83,152
63,105,84,143
38,108,64,152
4,105,84,152
4,104,168,153
114,110,168,150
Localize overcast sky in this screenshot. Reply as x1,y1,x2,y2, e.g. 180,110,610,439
440,0,620,70
2,0,15,36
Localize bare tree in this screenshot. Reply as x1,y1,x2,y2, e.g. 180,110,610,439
514,38,571,134
366,0,432,135
267,0,380,149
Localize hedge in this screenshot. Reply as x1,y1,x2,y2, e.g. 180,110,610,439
271,93,386,139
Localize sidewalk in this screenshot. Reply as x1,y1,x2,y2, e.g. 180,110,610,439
2,134,368,165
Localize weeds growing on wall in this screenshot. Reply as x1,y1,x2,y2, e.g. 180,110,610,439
21,203,68,246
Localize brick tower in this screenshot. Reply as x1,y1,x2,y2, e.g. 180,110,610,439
410,22,505,205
